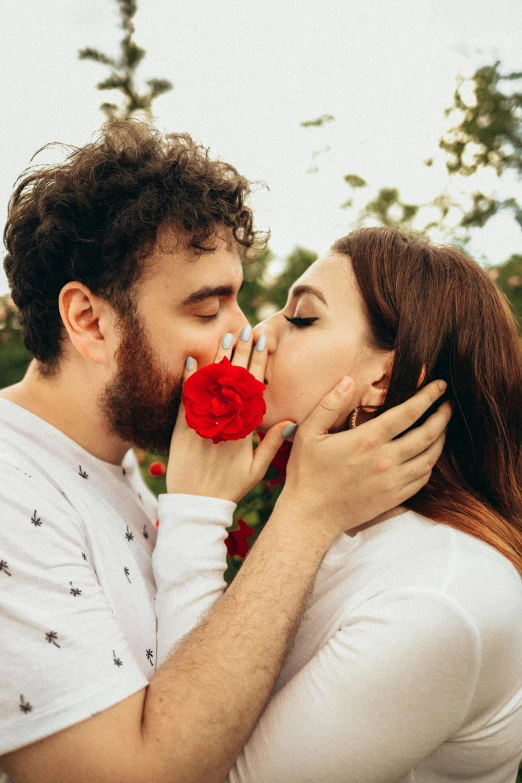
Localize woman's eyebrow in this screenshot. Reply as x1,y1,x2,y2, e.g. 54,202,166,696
289,284,328,307
182,280,245,306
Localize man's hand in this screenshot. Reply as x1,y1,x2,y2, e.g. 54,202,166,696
278,377,450,540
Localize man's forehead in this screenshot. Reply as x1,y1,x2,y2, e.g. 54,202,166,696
142,234,243,303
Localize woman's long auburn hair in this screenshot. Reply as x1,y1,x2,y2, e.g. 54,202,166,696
332,227,522,574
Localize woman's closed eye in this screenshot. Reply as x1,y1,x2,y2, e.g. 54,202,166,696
284,315,319,328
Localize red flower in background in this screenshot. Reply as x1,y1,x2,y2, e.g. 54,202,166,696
148,461,166,478
135,448,146,465
183,357,266,444
225,518,255,558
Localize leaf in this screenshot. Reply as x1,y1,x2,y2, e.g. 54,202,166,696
97,75,130,91
300,114,335,128
146,78,173,98
78,48,117,67
344,174,367,188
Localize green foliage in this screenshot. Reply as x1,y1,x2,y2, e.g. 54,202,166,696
489,254,522,325
344,174,367,189
359,187,419,229
238,247,318,324
0,295,32,388
441,62,522,177
79,0,173,121
300,114,335,128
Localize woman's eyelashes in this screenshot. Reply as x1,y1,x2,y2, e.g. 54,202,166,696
284,315,319,328
198,313,219,321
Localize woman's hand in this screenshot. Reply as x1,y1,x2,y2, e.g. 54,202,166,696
166,328,294,501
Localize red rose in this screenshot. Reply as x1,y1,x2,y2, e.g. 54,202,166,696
183,356,266,444
225,518,255,558
148,461,166,477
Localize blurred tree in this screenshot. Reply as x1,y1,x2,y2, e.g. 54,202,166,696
441,62,522,178
78,0,173,121
488,254,522,325
0,295,32,387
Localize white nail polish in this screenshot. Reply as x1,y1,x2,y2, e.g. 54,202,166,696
256,334,267,352
222,333,233,350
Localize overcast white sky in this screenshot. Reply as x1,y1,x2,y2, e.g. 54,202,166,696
1,0,521,294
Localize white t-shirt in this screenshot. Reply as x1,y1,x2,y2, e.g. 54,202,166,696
0,398,234,774
1,397,521,783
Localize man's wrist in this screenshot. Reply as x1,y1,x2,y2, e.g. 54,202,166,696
268,491,339,552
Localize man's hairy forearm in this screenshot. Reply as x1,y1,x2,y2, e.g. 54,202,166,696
139,502,332,783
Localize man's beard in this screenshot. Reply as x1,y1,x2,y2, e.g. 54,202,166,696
98,309,183,457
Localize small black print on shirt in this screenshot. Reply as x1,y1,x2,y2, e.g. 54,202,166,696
124,567,131,583
0,559,12,576
113,651,123,667
70,581,82,597
45,631,61,647
31,511,42,527
125,526,134,542
122,467,127,476
19,695,32,714
81,552,87,561
146,649,154,666
78,466,89,479
143,525,149,539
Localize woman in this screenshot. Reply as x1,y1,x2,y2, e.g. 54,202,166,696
165,227,522,782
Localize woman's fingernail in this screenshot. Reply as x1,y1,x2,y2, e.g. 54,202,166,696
240,324,252,342
438,380,447,392
221,332,233,350
185,356,194,371
256,334,267,352
282,423,297,438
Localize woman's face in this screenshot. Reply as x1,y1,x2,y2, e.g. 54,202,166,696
255,253,392,433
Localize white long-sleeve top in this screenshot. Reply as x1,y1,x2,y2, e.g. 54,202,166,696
156,493,522,783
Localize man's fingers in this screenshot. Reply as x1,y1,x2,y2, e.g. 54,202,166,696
298,377,355,437
397,472,433,506
371,380,448,443
402,431,446,485
395,400,452,462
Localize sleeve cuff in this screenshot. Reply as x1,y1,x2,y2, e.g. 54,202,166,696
158,493,237,528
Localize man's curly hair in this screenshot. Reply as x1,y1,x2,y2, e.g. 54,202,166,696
3,120,265,376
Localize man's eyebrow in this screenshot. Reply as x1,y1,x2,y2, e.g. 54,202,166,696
182,280,245,306
289,284,328,307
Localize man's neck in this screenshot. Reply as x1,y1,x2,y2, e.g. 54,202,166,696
0,359,132,466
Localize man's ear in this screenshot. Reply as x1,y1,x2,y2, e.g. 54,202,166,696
58,282,116,367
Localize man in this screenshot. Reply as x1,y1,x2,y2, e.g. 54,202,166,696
0,121,449,783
